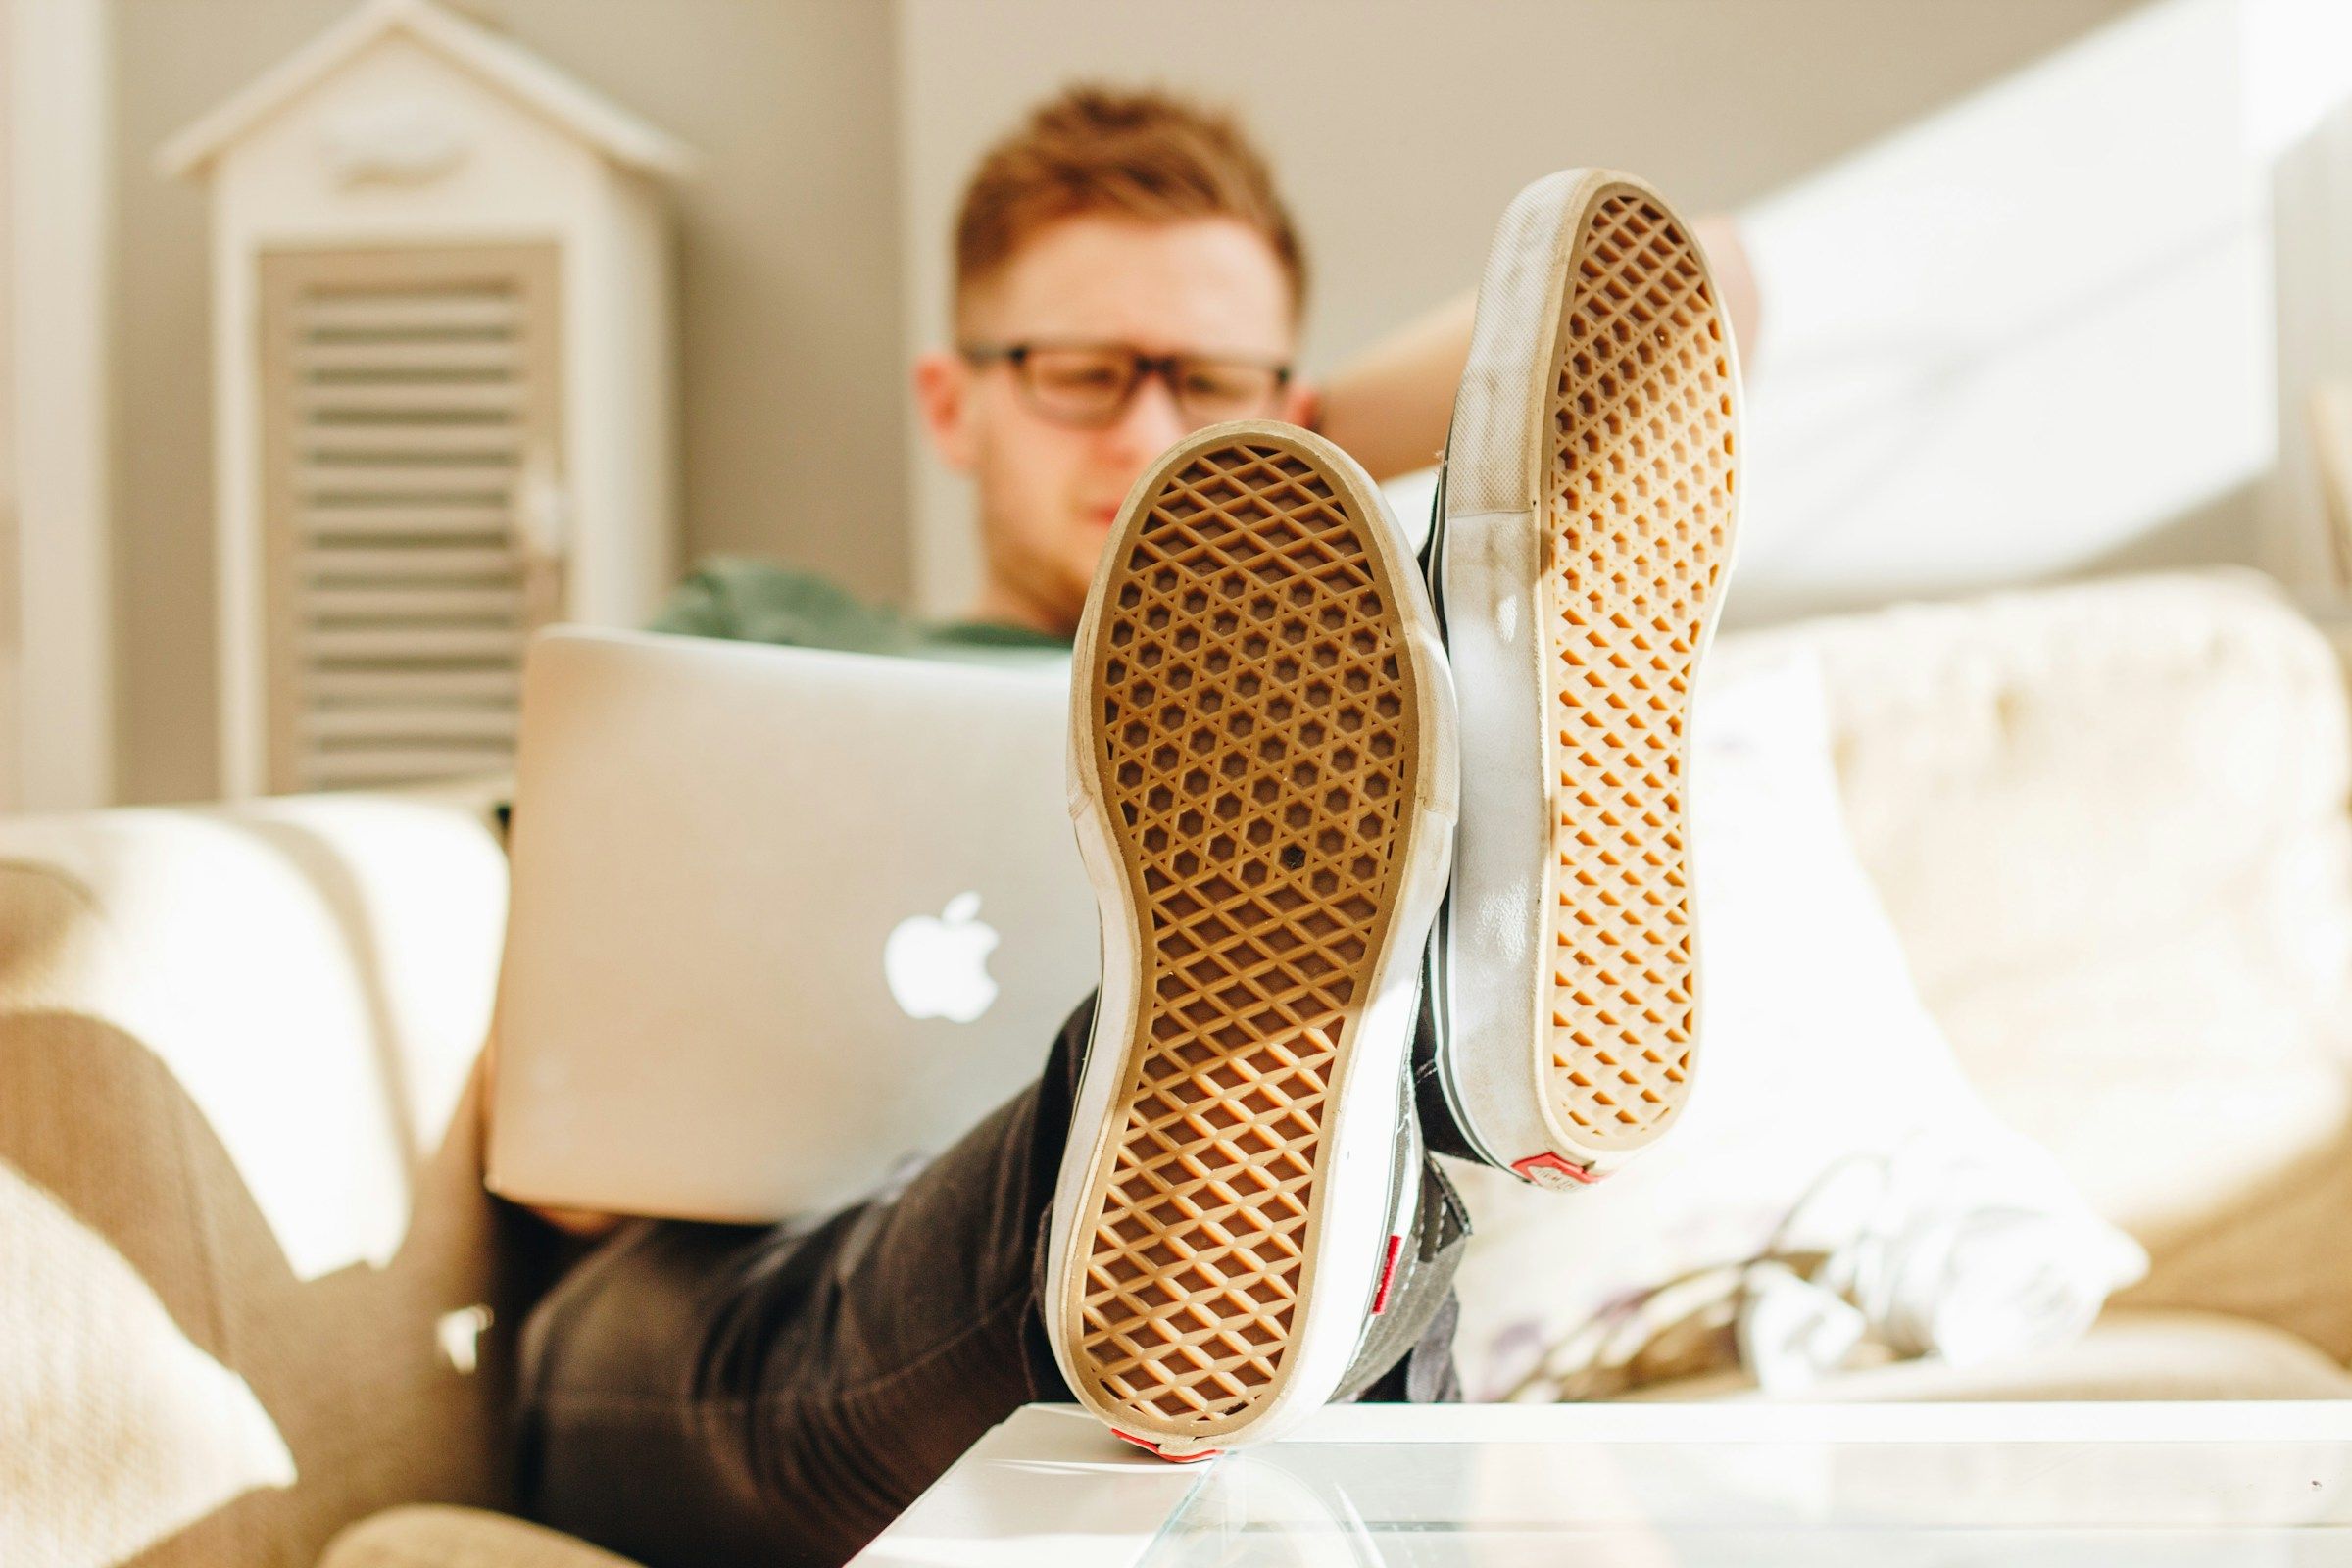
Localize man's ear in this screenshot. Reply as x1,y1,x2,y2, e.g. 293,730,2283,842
913,349,979,472
1281,375,1321,433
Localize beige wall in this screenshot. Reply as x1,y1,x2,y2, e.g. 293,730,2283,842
15,0,117,810
110,0,906,803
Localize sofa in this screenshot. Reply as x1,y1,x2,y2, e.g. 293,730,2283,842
6,567,2352,1568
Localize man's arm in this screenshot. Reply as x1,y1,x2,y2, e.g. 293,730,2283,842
1313,214,1760,482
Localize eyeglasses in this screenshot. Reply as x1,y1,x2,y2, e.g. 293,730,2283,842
960,340,1292,430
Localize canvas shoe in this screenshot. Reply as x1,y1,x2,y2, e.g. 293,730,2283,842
1423,170,1743,1190
1047,420,1458,1456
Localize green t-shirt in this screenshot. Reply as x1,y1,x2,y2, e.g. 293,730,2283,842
650,557,1069,665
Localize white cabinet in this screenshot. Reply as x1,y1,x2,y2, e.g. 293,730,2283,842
162,0,691,795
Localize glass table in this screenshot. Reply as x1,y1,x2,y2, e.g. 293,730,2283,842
851,1401,2352,1566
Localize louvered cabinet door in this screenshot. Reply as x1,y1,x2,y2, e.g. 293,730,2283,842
256,244,563,793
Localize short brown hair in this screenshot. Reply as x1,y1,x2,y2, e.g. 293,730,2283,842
953,84,1306,323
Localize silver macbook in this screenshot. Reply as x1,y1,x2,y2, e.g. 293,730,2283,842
486,627,1098,1223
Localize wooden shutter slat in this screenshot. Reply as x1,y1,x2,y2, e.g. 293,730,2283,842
296,381,524,416
303,707,517,742
305,625,524,662
307,668,521,703
299,464,515,496
301,294,521,333
306,584,524,619
298,339,521,373
305,545,520,580
301,506,515,538
304,748,512,788
303,426,527,458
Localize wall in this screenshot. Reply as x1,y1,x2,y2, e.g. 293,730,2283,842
110,0,906,803
2252,0,2352,606
894,0,2259,625
0,0,15,812
1734,0,2352,625
15,0,116,809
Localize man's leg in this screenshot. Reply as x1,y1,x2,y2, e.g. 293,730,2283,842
515,993,1468,1568
514,991,1090,1568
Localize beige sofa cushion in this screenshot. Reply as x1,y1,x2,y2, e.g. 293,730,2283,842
0,792,531,1568
1449,653,2145,1403
1726,571,2352,1359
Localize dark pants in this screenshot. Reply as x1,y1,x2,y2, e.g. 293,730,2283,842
514,993,1471,1568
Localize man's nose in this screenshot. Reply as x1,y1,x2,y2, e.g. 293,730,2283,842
1100,372,1191,466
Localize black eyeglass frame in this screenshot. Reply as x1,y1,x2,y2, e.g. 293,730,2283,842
958,339,1294,429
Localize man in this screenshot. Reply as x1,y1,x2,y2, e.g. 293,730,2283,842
646,86,1754,653
514,83,1752,1566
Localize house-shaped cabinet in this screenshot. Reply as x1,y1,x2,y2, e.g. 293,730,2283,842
162,0,692,796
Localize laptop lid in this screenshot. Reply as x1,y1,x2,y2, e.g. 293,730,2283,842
486,628,1098,1222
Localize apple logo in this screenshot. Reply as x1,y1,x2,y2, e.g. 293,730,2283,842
883,892,1002,1023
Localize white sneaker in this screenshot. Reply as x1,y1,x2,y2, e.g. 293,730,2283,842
1425,170,1743,1189
1048,421,1458,1456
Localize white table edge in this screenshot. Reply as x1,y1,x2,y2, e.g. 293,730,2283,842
851,1398,2352,1566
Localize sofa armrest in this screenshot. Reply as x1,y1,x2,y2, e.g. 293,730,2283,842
319,1506,643,1568
0,789,512,1273
1,789,524,1566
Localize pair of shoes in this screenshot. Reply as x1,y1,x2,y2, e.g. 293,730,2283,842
1044,170,1743,1456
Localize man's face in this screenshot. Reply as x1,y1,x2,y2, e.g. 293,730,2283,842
915,215,1311,636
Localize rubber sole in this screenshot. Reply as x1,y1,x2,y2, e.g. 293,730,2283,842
1439,170,1740,1184
1053,422,1453,1449
1543,182,1736,1156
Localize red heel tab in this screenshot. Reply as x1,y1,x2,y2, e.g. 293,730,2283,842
1512,1152,1600,1189
1369,1233,1405,1315
1110,1428,1221,1463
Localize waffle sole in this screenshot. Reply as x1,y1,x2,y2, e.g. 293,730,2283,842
1051,421,1455,1450
1439,170,1741,1185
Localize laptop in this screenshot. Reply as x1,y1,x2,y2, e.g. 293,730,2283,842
485,627,1100,1223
